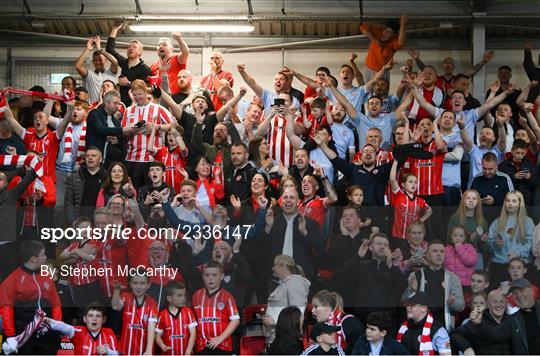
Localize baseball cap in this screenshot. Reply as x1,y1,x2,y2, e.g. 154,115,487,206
509,278,532,293
401,291,432,306
310,323,341,341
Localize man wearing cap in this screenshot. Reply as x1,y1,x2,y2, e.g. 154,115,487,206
302,323,346,355
468,278,540,354
397,291,452,355
403,240,464,331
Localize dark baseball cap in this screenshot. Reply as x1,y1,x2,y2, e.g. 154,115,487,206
509,278,532,293
310,323,341,341
401,291,432,306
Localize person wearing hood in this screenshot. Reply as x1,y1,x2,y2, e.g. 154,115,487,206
262,254,311,345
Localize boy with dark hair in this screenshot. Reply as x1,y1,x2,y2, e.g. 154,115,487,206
42,303,118,355
112,272,158,355
155,281,197,355
138,160,176,217
302,323,346,355
303,97,329,140
352,312,409,355
0,240,62,354
192,261,240,354
498,138,536,205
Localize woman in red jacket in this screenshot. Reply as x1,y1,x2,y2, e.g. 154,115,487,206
194,155,224,211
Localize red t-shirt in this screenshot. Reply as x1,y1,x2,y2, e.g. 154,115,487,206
391,189,430,239
71,326,118,355
403,140,446,196
118,293,158,355
126,224,152,268
306,114,329,140
156,307,197,355
21,128,59,182
151,55,187,95
97,238,127,298
154,145,188,194
192,288,239,352
299,196,326,229
200,70,234,111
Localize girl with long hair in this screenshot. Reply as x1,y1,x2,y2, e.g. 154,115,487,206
267,306,304,355
487,191,534,287
448,189,489,253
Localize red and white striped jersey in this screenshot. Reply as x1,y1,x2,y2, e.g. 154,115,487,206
268,114,295,167
391,188,430,239
404,140,445,196
22,129,60,182
156,307,197,355
298,196,326,229
71,326,118,355
154,145,188,194
122,102,173,162
192,288,239,352
118,292,158,355
65,240,101,286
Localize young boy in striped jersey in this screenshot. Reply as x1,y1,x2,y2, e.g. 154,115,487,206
192,261,240,354
112,272,158,355
155,281,196,355
43,303,118,355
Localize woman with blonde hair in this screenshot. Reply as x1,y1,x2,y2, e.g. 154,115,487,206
310,290,363,354
262,255,310,344
487,191,534,287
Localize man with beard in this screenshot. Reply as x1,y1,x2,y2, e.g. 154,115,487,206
200,51,234,111
106,21,153,106
367,78,401,114
287,148,315,191
226,142,257,203
353,128,393,166
485,66,522,121
452,289,512,354
211,240,251,308
333,233,406,321
403,240,464,331
408,66,445,122
169,69,193,105
87,91,139,168
467,279,540,354
137,162,176,218
150,33,190,96
328,103,355,161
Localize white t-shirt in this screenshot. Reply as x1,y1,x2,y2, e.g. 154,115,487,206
85,68,118,104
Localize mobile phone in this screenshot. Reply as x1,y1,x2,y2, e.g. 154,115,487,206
135,120,146,128
273,98,285,106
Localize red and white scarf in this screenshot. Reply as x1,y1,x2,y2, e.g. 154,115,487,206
396,313,434,355
61,121,86,165
0,155,45,192
2,309,46,355
327,309,354,351
409,86,444,119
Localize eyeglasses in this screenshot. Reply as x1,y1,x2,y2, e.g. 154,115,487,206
110,202,125,207
149,247,167,253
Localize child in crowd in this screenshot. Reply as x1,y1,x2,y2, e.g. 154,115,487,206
444,226,478,289
192,262,240,354
43,303,118,355
155,281,197,355
303,98,331,140
352,311,409,355
302,323,346,355
499,257,540,314
112,273,158,355
389,160,432,240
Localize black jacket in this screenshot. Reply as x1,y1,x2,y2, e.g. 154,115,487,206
105,37,153,106
470,172,513,206
451,310,511,355
0,170,35,242
498,157,537,205
268,335,304,355
254,211,323,283
64,166,106,225
352,335,410,355
86,105,126,166
466,302,540,355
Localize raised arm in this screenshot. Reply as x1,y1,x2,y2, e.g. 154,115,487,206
389,159,400,192
397,15,408,46
349,53,365,86
464,51,494,78
106,21,128,64
477,84,518,117
523,104,540,145
318,169,338,207
284,108,304,150
94,36,119,74
283,66,320,90
394,91,414,119
55,104,74,140
407,48,426,71
236,63,264,97
517,80,536,108
432,117,447,152
365,58,395,93
2,103,25,138
323,76,357,119
523,43,540,81
410,85,438,117
457,115,474,152
216,87,246,122
495,114,507,153
74,37,94,78
159,86,183,119
519,114,539,153
172,32,189,64
256,107,277,138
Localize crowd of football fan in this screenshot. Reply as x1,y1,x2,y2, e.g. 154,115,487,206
1,15,540,355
